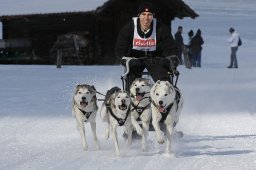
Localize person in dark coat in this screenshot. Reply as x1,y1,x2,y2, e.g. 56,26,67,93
174,26,184,64
190,29,204,67
115,2,179,90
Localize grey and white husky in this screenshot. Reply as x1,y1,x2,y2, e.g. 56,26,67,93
130,78,152,151
72,84,100,151
150,80,184,154
100,87,132,156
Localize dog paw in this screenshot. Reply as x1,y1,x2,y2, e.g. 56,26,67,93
96,142,101,150
83,145,88,151
116,151,120,157
142,145,147,152
157,133,165,144
136,127,143,136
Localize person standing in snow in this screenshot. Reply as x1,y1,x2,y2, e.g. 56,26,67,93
183,29,194,69
190,29,204,67
115,2,179,91
227,27,240,68
175,26,184,64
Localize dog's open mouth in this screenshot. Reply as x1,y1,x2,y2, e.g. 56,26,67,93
158,105,166,113
119,103,128,111
80,101,88,107
135,92,145,101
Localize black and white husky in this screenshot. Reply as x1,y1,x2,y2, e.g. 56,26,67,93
100,87,132,156
150,80,184,154
72,84,100,151
130,78,151,151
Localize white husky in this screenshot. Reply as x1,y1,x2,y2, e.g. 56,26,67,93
100,87,132,156
72,84,100,151
130,78,151,151
150,80,184,154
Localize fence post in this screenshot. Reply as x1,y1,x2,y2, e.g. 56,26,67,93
56,49,62,68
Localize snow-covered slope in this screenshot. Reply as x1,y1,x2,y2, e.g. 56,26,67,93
1,0,256,169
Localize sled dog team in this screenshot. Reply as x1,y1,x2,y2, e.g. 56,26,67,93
72,78,183,156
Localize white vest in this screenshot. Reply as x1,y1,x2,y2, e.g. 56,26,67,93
132,17,157,51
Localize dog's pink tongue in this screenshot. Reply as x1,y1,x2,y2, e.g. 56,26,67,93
136,95,142,101
159,106,165,113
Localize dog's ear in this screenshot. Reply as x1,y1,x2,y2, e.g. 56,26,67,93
165,81,171,87
91,85,96,91
75,84,81,94
156,80,161,84
150,82,157,94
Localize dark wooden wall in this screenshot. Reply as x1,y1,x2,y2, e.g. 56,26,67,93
1,12,96,64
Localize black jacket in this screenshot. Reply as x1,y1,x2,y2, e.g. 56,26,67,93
115,18,178,58
174,31,184,51
191,31,204,53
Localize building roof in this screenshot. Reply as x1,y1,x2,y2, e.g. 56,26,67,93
0,0,108,16
0,0,198,19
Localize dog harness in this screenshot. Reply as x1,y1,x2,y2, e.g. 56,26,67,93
151,101,174,122
77,108,92,122
106,105,130,126
130,96,151,121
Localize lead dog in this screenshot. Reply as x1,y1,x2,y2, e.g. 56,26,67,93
100,87,132,156
130,78,151,151
72,84,100,151
150,80,184,154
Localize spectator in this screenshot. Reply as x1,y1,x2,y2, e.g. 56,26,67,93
174,26,184,64
186,30,194,68
227,27,239,68
191,29,204,67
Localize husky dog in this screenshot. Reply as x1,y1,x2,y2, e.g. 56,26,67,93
72,84,100,151
130,78,151,151
100,87,132,156
150,80,184,154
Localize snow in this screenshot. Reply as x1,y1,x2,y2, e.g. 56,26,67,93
1,0,256,169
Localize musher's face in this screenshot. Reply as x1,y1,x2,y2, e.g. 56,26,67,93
139,12,154,30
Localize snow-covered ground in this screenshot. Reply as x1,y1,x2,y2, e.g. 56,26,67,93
1,0,256,169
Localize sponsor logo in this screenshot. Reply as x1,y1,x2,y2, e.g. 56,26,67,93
133,38,156,47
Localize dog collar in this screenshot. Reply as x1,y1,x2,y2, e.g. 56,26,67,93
77,107,93,121
106,105,130,126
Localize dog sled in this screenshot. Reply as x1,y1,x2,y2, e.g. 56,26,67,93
120,56,184,139
120,56,180,90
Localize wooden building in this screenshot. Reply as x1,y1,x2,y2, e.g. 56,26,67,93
0,0,198,65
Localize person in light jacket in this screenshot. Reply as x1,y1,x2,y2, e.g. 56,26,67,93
227,27,240,68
